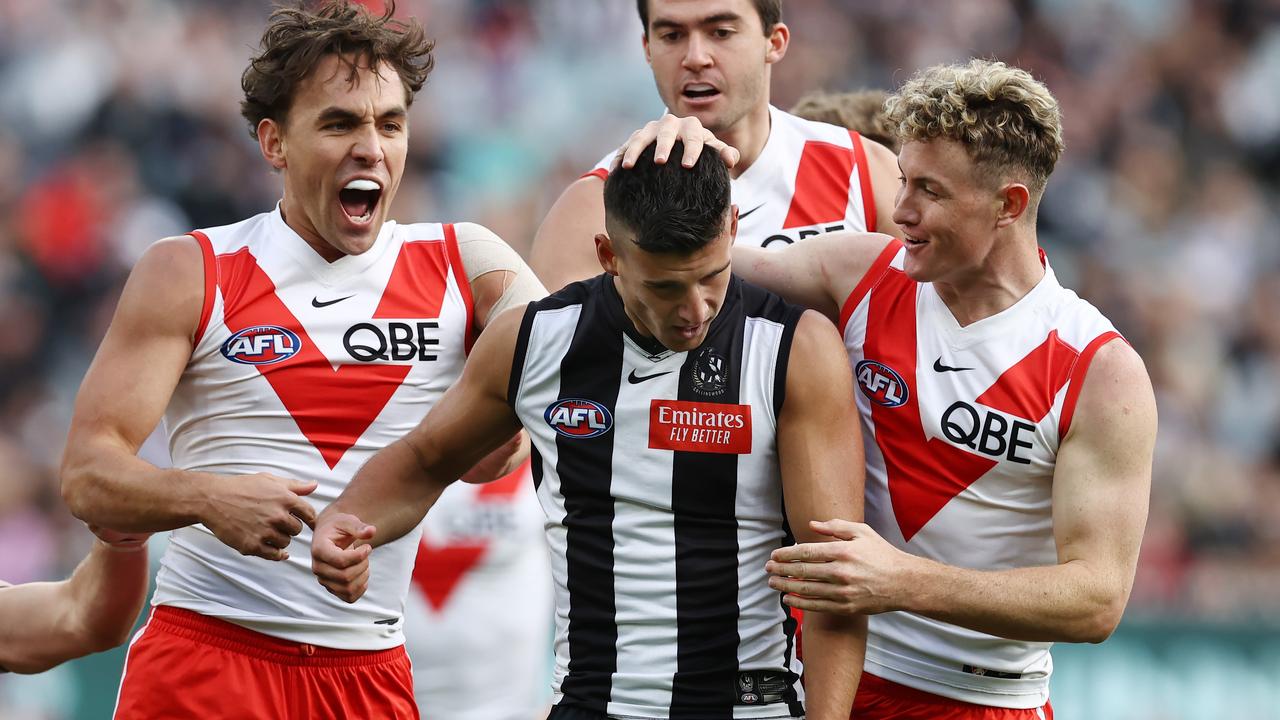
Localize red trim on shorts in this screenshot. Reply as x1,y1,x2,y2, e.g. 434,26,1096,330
582,168,609,182
838,239,903,334
188,231,216,347
856,673,1054,719
443,223,477,355
1057,331,1125,439
851,130,876,233
147,606,404,667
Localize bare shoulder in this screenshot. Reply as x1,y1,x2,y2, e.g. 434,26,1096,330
118,235,206,337
1066,338,1157,447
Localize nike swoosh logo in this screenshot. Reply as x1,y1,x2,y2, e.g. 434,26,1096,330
628,369,673,384
738,203,765,220
312,294,355,308
933,358,973,373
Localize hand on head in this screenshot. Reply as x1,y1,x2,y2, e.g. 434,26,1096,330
618,114,740,171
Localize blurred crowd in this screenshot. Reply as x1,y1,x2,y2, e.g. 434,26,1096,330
0,0,1278,660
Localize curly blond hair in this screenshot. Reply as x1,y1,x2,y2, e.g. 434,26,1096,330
885,59,1063,196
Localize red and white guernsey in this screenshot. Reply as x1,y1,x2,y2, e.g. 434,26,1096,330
152,207,474,650
591,106,879,247
840,240,1123,708
403,461,553,719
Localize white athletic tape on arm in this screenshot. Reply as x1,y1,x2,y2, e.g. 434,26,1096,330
454,222,548,321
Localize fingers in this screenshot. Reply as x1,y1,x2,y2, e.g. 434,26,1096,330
768,575,840,600
288,479,319,497
270,512,305,538
313,551,371,604
287,495,318,529
810,519,864,540
780,594,846,614
771,541,840,564
249,537,291,561
714,139,741,168
765,559,836,583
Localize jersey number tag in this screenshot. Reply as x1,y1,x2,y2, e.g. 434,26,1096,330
648,400,752,455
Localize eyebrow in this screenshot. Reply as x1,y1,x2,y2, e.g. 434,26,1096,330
651,11,743,31
316,106,408,124
643,259,731,289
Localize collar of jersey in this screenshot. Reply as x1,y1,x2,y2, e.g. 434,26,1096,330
926,259,1061,350
269,204,396,287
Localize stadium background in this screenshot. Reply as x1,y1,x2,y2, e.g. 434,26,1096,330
1,0,1278,717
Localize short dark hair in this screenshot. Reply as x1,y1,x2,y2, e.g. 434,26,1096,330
636,0,782,36
603,141,732,255
240,1,435,138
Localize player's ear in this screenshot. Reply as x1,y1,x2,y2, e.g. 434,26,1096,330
728,205,739,243
765,23,789,65
995,183,1030,229
595,233,620,275
258,118,287,171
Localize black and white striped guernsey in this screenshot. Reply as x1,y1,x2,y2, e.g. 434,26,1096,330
508,273,808,719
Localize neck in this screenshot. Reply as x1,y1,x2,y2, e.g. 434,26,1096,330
932,231,1045,327
718,102,773,179
279,196,343,263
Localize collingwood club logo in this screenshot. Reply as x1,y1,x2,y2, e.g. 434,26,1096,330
692,347,728,397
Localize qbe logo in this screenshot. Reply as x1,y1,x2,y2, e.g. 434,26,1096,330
855,359,908,407
544,399,613,439
221,326,301,365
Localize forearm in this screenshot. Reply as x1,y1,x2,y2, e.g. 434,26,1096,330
68,540,150,652
797,610,865,719
903,556,1125,643
324,437,453,546
61,439,208,532
0,542,148,673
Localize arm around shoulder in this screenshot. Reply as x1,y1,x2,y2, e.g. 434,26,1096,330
734,232,897,324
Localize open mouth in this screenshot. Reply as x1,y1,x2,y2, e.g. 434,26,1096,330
338,179,382,224
904,233,928,248
682,83,721,101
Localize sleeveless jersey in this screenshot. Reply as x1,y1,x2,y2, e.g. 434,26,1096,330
153,207,475,650
591,106,879,247
510,274,806,719
403,460,554,719
839,240,1123,708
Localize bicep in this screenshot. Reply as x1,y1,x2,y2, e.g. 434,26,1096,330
67,238,204,453
778,312,865,542
529,177,607,293
1052,341,1156,580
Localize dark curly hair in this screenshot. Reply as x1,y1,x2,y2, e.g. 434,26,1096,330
240,1,435,138
603,141,732,255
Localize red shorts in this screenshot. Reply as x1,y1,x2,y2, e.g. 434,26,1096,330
114,606,418,719
854,672,1053,720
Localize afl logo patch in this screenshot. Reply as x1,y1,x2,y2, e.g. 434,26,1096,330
221,326,301,365
855,359,908,407
544,399,613,439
